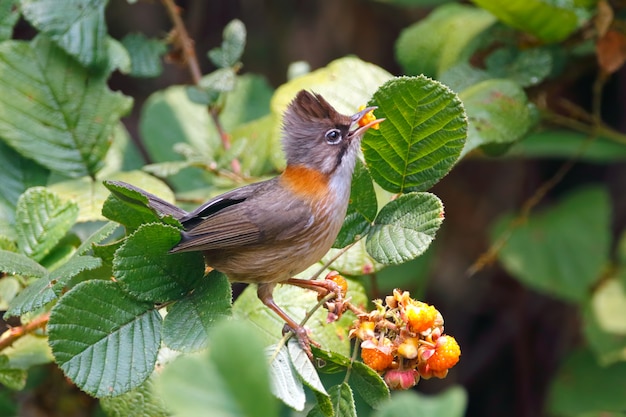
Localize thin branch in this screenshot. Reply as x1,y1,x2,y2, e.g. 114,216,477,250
0,312,50,351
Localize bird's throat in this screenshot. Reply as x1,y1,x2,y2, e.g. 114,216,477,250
280,165,330,201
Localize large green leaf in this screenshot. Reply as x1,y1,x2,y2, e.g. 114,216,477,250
0,0,19,42
372,386,467,417
0,250,46,278
15,187,78,262
20,0,109,68
158,320,278,417
0,37,132,177
472,0,592,43
267,343,306,411
366,193,444,265
548,349,626,416
395,4,496,77
362,76,466,194
334,160,377,248
48,280,162,397
460,79,538,157
113,223,204,303
350,361,390,409
494,186,610,303
162,271,232,352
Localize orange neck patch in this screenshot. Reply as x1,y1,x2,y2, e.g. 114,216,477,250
280,165,330,201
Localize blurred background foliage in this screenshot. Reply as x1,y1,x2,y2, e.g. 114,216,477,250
2,0,626,416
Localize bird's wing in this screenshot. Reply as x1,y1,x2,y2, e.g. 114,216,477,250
171,179,314,253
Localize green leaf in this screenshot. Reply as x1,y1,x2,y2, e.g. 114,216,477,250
0,0,19,41
0,141,49,238
324,240,384,276
484,47,553,87
495,186,610,302
288,340,328,396
162,270,232,352
372,386,467,417
472,0,592,43
0,276,19,310
74,221,119,256
0,37,133,177
310,346,353,374
351,361,390,409
49,255,102,292
113,223,204,303
548,349,626,416
0,356,26,390
158,320,278,417
121,33,166,78
1,333,53,369
48,280,162,397
188,68,237,105
101,175,179,231
208,19,246,68
0,250,46,278
395,4,496,77
100,377,170,417
267,344,306,411
583,288,626,366
334,160,377,248
366,193,444,265
362,76,467,194
271,56,393,117
15,187,78,262
4,275,55,318
328,383,356,417
459,79,538,157
20,0,109,68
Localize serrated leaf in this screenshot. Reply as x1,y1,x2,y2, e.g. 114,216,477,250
162,271,232,352
362,76,467,194
102,176,180,231
15,187,78,262
473,0,592,43
351,361,390,409
0,37,132,177
100,377,170,417
366,193,444,265
395,4,496,77
334,160,377,248
288,340,328,396
0,250,47,278
0,0,19,41
158,320,278,417
460,79,538,157
48,280,162,397
329,383,356,417
113,223,204,302
208,19,246,68
372,386,467,417
74,221,119,256
121,33,166,78
4,274,55,318
267,344,306,411
494,186,610,303
49,255,102,293
20,0,108,68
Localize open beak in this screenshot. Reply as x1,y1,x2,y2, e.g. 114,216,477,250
348,106,385,138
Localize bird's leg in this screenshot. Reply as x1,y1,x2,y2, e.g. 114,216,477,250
257,283,320,359
285,277,342,298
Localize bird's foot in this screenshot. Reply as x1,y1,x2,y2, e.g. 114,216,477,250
282,324,320,360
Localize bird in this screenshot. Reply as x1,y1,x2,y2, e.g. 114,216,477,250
107,90,383,353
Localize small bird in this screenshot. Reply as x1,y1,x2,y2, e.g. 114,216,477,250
109,90,383,352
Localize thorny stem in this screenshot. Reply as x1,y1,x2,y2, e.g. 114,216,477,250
0,313,50,351
160,0,239,173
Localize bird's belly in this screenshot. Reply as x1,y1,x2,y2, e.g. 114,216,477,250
203,203,345,284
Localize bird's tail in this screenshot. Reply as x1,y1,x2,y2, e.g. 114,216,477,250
104,180,188,220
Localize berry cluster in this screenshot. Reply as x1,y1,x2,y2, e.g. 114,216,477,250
349,289,460,390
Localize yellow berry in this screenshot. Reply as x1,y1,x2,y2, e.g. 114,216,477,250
397,337,419,359
426,335,460,372
325,271,348,296
405,302,438,333
357,105,380,130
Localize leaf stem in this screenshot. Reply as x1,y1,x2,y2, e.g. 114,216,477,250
0,312,50,351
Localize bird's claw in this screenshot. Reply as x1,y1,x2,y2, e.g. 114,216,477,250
282,324,320,360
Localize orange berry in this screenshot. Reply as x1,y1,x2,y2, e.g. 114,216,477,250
325,271,348,297
357,105,380,130
361,340,393,372
425,335,460,372
405,302,438,333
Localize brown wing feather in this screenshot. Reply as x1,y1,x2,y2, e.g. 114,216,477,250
170,178,315,253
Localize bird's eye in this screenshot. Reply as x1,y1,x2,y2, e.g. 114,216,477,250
325,129,342,144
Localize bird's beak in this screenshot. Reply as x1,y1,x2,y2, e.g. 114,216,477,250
349,106,385,138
